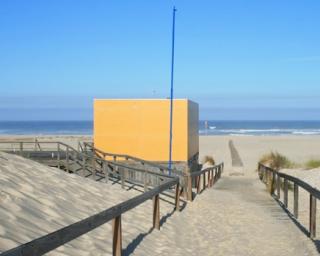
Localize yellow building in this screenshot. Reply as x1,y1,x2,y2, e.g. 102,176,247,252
93,99,199,163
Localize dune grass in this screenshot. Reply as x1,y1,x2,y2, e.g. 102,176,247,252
202,155,215,165
259,152,296,193
259,151,295,170
305,159,320,170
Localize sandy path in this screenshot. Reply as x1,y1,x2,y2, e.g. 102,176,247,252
132,176,318,256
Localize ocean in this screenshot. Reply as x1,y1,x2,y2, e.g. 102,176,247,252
0,120,320,136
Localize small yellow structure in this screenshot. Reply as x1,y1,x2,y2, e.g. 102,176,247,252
94,99,199,163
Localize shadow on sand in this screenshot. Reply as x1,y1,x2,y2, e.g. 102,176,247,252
272,195,320,253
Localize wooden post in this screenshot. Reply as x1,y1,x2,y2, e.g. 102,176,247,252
207,171,211,188
203,173,206,192
196,175,200,194
153,194,160,230
112,215,122,256
294,183,299,219
277,174,281,199
187,175,192,201
57,144,61,169
121,168,125,189
309,194,317,239
66,147,69,172
82,155,86,177
103,161,108,183
211,169,214,186
144,171,147,192
19,142,23,155
284,179,288,208
175,183,180,210
92,156,96,181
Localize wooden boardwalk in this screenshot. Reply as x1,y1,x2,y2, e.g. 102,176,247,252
1,140,320,255
131,176,319,256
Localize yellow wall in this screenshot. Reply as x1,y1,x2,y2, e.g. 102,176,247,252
94,99,198,162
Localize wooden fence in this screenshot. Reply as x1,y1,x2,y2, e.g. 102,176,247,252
82,142,224,201
0,141,224,255
0,141,174,190
258,163,319,239
185,163,224,201
1,177,180,256
82,142,184,176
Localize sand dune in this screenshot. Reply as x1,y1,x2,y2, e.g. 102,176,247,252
0,152,175,255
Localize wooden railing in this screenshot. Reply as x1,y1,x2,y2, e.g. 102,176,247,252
0,141,174,190
0,141,181,256
258,163,319,239
0,141,224,255
184,163,224,201
81,142,184,176
1,177,180,256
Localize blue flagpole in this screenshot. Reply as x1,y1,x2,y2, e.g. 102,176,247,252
168,6,177,175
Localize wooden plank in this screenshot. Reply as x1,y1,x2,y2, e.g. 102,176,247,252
82,156,86,177
92,156,96,181
103,161,109,183
294,183,299,219
153,194,160,230
309,194,317,239
284,179,288,208
112,215,122,256
66,147,69,172
121,168,125,189
276,174,281,199
144,171,147,192
175,183,180,210
57,144,61,169
187,175,192,201
196,176,200,194
211,169,214,186
20,142,23,155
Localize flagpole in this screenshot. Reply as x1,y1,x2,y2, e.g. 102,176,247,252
168,6,177,175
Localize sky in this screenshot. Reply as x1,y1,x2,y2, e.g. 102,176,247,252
0,0,319,120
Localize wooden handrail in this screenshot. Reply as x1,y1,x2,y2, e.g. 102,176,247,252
0,140,225,255
258,163,318,239
82,142,177,174
186,163,224,201
1,177,179,256
0,141,174,181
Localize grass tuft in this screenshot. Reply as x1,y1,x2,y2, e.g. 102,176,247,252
305,159,320,170
259,151,295,170
202,155,215,165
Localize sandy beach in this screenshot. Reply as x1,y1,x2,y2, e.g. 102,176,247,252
1,134,320,255
199,135,320,176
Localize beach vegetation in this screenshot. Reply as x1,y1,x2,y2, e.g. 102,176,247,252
305,159,320,170
202,155,215,165
259,152,295,170
259,152,296,193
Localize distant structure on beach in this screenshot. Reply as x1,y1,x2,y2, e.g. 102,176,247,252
94,99,199,164
204,121,208,130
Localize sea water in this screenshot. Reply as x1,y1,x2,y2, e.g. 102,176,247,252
0,120,320,136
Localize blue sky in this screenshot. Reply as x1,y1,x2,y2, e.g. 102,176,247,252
0,0,319,120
